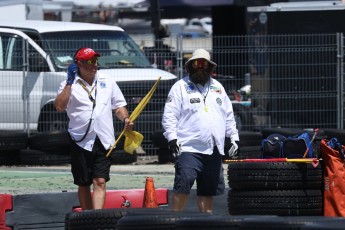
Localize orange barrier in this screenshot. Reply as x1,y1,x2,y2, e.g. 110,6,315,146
143,177,158,208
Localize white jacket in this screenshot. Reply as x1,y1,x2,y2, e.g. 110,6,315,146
162,76,239,155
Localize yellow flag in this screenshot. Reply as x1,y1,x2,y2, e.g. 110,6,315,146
106,77,161,157
123,130,144,154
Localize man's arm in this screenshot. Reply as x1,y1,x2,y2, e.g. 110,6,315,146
54,84,71,112
114,107,133,130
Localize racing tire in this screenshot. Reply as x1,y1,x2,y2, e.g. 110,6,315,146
20,149,71,165
116,211,211,230
233,103,254,131
29,130,70,151
261,128,305,139
0,132,28,151
65,208,127,230
227,161,323,190
175,215,256,230
228,189,323,216
239,216,344,230
112,150,137,165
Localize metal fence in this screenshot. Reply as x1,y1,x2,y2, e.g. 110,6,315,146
0,33,343,155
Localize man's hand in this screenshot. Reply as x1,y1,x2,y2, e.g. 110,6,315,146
66,63,78,85
168,139,180,159
228,141,239,159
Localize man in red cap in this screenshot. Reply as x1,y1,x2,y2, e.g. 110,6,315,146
54,47,133,210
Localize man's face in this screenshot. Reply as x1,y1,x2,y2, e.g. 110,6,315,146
78,57,99,76
188,58,213,85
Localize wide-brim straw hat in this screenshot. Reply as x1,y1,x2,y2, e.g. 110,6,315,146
185,48,217,67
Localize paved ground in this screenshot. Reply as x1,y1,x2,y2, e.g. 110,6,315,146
0,156,229,195
0,156,230,215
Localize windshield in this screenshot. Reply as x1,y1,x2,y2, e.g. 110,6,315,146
40,30,152,70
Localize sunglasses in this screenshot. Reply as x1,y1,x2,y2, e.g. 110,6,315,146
192,59,209,68
84,59,99,65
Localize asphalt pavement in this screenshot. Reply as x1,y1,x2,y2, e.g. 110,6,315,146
0,156,230,215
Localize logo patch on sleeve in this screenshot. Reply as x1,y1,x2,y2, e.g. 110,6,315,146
216,98,222,105
166,96,173,103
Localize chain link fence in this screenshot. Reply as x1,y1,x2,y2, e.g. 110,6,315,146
0,32,343,155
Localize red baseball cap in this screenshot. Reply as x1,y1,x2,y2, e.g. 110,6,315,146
75,48,100,61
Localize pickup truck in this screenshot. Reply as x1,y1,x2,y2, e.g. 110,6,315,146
0,20,177,154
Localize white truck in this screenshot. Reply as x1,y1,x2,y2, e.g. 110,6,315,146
0,20,177,153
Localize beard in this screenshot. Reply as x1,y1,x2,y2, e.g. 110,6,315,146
189,68,212,85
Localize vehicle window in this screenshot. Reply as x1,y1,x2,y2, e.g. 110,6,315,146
41,30,151,70
2,35,23,71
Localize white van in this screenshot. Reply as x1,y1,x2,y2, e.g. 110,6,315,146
0,20,177,153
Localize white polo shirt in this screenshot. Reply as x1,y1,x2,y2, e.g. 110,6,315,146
57,72,127,151
162,76,239,155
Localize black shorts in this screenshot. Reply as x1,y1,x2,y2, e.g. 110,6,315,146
173,148,225,196
69,136,113,186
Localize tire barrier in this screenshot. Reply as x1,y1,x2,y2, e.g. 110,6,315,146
228,189,323,216
1,189,168,229
0,132,28,165
238,216,345,230
116,210,212,230
227,161,323,216
228,161,323,190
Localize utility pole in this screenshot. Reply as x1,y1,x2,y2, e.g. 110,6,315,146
150,0,161,48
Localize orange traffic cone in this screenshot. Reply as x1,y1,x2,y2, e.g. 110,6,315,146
143,177,158,208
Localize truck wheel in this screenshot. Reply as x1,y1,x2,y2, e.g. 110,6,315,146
37,104,68,132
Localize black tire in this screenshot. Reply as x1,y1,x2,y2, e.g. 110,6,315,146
236,146,262,159
0,132,28,150
0,150,21,165
227,162,323,190
37,103,68,132
20,149,71,165
228,189,323,216
238,131,263,147
151,130,168,149
29,130,70,151
261,128,305,139
239,216,344,230
233,103,254,131
175,215,251,230
65,208,127,230
116,211,211,230
158,148,175,164
301,219,345,230
112,150,137,165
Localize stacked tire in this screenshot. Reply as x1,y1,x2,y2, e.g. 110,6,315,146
227,161,323,216
23,130,71,165
0,132,28,165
